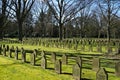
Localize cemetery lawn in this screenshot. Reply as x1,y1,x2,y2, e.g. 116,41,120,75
0,55,73,80
0,43,120,80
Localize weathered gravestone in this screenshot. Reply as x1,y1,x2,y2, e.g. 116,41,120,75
51,52,56,63
41,56,47,69
92,57,100,71
116,47,120,54
0,45,2,55
3,47,6,56
81,44,85,51
6,45,9,51
15,47,19,60
21,48,26,62
107,46,112,54
96,68,108,80
31,49,36,66
89,45,93,52
8,48,12,58
115,62,120,77
41,50,45,57
72,63,82,80
97,45,102,53
55,59,62,74
62,54,68,65
76,56,82,67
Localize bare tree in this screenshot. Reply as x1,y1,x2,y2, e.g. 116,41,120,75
97,0,120,41
10,0,35,41
44,0,93,40
0,0,11,39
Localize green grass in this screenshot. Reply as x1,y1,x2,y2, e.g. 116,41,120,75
0,42,120,80
0,55,74,80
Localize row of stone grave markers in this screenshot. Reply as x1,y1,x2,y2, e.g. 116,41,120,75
21,38,120,53
0,44,120,79
2,38,120,54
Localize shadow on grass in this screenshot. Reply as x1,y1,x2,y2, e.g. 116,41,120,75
107,71,115,74
62,72,72,75
81,78,92,80
82,67,92,70
46,67,54,70
35,64,41,66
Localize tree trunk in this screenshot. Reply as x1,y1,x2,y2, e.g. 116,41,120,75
0,30,3,39
107,25,110,42
59,23,63,40
18,22,23,41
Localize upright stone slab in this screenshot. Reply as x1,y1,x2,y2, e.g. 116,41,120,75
96,68,108,80
31,50,36,66
15,47,19,60
6,45,9,51
72,63,82,80
115,62,120,77
97,45,102,53
81,44,85,51
92,57,100,71
41,56,47,69
62,54,68,65
34,49,37,57
55,59,62,74
11,46,14,51
51,52,56,63
76,56,82,67
107,47,112,54
41,50,45,57
89,45,93,52
0,45,2,55
21,48,26,62
3,47,6,56
8,48,12,58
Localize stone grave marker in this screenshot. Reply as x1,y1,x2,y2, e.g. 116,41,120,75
76,56,82,67
55,59,62,74
31,49,36,66
8,48,12,58
3,47,6,56
96,68,108,80
115,62,120,77
97,45,102,53
89,45,93,52
0,45,2,55
41,56,47,69
15,46,19,60
72,63,82,80
6,45,9,51
21,48,26,62
62,54,68,65
92,57,100,71
51,52,56,63
41,50,45,57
